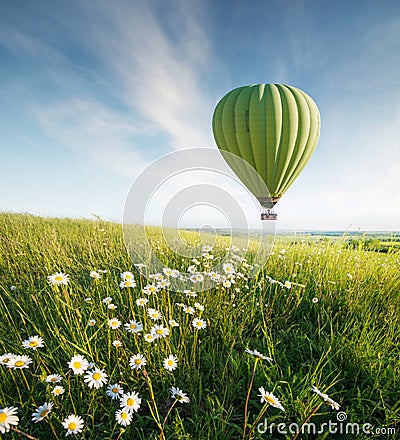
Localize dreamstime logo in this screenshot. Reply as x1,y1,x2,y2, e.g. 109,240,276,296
123,148,275,292
257,412,397,436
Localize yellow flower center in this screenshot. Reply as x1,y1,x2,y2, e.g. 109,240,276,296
135,359,142,364
126,274,132,279
130,324,136,329
156,329,163,335
55,389,61,394
73,362,81,369
93,373,101,380
168,360,174,366
55,276,63,282
152,314,158,318
0,413,7,423
51,378,57,382
40,409,50,417
265,395,275,404
196,322,202,327
112,387,119,393
15,360,25,367
68,422,77,430
121,412,128,420
127,398,134,406
29,341,38,347
112,321,117,326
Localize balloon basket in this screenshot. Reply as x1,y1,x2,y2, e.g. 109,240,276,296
261,211,277,221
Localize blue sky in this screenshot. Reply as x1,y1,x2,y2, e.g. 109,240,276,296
1,0,399,230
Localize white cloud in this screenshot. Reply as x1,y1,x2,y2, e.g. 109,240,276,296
80,0,215,149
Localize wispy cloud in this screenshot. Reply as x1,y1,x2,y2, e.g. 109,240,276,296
84,0,215,149
2,0,215,179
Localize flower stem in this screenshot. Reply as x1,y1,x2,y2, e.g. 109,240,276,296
159,399,178,440
292,403,323,440
242,358,259,440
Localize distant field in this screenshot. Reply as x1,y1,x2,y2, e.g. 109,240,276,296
0,213,399,439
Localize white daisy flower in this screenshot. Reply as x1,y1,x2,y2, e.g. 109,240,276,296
45,374,62,384
47,272,69,285
312,297,319,303
151,324,170,339
147,308,162,320
10,285,17,291
163,267,173,277
163,355,178,372
168,319,179,327
144,333,156,343
149,273,164,281
88,319,96,326
68,355,89,375
89,271,101,279
258,387,285,411
245,349,272,362
202,245,212,252
108,318,122,329
112,340,122,347
284,280,292,289
157,279,170,289
7,355,32,369
52,385,65,396
311,386,341,410
129,353,147,370
134,263,146,269
187,265,197,273
102,297,113,304
124,320,143,334
22,335,44,350
0,353,15,366
192,318,207,330
143,284,159,295
106,383,124,399
31,402,53,423
184,290,197,297
62,414,84,436
223,263,235,275
195,273,204,282
135,297,148,307
120,279,137,289
84,368,108,389
171,269,180,278
108,303,117,310
120,391,141,413
121,271,135,281
183,306,195,315
115,408,132,427
209,272,221,281
0,406,19,434
170,386,190,403
222,279,232,288
194,303,204,311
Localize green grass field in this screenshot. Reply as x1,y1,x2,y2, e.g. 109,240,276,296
0,213,398,439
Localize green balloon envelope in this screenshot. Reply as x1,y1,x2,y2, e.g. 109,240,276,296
212,84,320,209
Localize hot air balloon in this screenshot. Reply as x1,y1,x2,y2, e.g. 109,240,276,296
212,84,320,220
